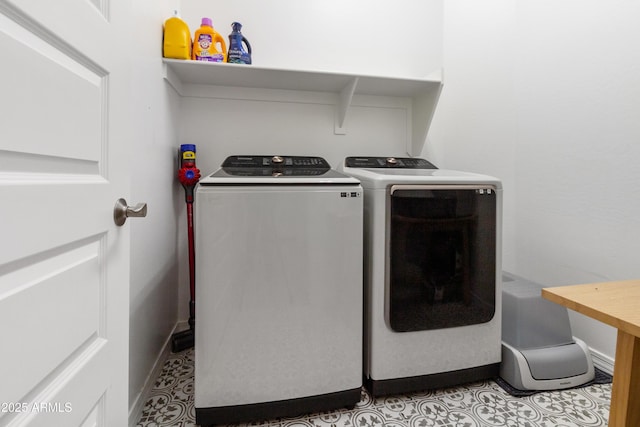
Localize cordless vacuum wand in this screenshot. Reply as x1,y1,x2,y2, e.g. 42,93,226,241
171,144,201,353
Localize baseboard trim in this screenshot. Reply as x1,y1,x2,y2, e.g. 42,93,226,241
589,346,614,376
128,322,184,427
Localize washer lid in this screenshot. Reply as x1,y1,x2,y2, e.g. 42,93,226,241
200,155,361,185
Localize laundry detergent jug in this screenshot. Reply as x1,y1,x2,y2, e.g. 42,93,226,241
192,17,226,62
163,11,191,60
227,22,252,64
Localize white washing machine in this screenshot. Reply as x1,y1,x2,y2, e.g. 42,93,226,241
342,156,503,396
194,155,363,426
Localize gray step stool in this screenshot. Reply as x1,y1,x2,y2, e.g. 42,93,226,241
500,272,595,390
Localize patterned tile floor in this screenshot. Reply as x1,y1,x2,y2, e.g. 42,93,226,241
136,348,612,427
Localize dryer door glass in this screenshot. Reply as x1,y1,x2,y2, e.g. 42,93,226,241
388,185,497,332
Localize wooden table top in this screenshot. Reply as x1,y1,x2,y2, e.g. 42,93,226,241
541,280,640,338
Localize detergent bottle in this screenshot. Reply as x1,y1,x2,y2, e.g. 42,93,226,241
192,17,227,62
163,11,191,60
227,22,252,64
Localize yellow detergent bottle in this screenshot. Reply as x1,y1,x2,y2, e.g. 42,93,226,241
163,11,191,60
192,17,227,62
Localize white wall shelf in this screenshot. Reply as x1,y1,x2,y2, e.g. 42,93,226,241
163,59,443,155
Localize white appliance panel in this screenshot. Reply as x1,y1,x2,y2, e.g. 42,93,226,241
195,185,363,407
366,187,503,380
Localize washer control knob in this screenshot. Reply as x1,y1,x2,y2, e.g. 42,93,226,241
386,157,398,165
271,155,284,164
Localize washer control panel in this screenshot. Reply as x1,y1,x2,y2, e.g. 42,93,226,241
221,155,331,176
344,156,437,169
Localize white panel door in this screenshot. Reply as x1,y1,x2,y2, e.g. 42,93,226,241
0,0,132,426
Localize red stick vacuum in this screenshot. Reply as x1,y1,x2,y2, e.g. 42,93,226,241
171,144,201,353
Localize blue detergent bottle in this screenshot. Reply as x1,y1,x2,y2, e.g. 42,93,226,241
227,21,252,64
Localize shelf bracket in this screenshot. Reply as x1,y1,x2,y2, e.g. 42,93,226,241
334,77,358,135
162,62,184,96
409,70,444,156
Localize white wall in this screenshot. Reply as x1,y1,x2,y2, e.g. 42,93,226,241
129,0,183,420
180,0,443,77
438,0,640,363
514,0,640,361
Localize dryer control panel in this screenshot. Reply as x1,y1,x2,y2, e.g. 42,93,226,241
344,156,437,169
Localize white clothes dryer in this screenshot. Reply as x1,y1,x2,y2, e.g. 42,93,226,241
195,156,363,426
342,156,503,396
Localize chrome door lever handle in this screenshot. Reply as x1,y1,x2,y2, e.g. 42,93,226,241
114,198,147,226
126,202,147,217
